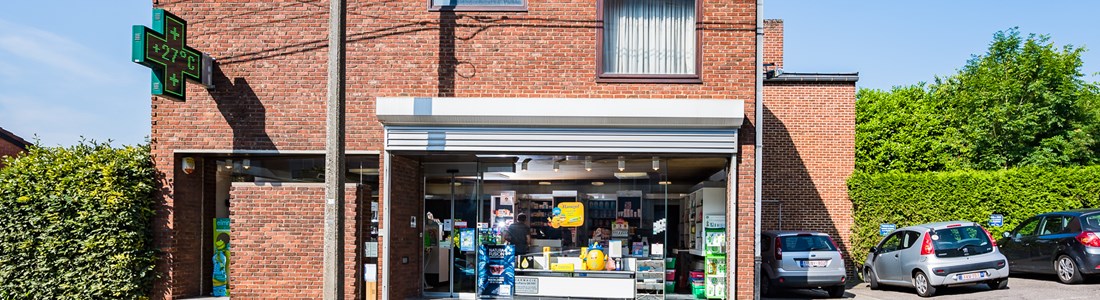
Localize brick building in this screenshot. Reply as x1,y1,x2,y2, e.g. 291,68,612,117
0,127,30,169
143,1,854,299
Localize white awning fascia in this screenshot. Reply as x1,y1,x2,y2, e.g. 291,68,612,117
376,97,745,128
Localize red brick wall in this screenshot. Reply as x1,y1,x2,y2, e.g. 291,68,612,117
150,155,209,298
378,155,422,299
763,19,784,69
149,0,762,299
228,183,365,299
762,81,856,274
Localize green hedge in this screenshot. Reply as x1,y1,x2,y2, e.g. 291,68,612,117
0,141,157,299
848,166,1100,267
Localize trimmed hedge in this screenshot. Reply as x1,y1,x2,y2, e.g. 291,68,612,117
0,141,157,299
848,166,1100,267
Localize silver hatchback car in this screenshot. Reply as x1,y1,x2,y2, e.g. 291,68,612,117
862,221,1009,297
761,231,848,298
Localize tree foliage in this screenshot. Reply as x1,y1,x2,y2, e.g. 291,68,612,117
856,28,1100,173
0,141,157,300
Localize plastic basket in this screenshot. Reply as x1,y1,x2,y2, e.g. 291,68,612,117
666,257,676,268
690,271,705,280
692,284,707,299
665,281,675,293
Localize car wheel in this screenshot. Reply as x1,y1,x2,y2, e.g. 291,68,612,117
761,273,773,297
987,278,1008,290
913,271,937,297
1056,255,1084,284
865,268,880,290
827,285,845,298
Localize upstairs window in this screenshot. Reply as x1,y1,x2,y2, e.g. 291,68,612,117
598,0,700,82
430,0,527,12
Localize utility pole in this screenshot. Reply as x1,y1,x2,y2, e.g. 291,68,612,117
323,0,346,298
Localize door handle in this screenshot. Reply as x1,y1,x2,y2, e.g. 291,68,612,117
894,253,899,258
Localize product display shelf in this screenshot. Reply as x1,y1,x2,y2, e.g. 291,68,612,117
635,258,666,300
586,199,618,229
703,218,727,299
525,198,555,235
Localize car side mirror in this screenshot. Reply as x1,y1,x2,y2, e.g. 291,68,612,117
869,247,878,254
1002,232,1011,238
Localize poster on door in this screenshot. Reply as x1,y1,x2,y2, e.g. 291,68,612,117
212,218,230,297
477,244,515,296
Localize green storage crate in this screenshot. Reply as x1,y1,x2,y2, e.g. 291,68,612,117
665,257,676,269
665,282,675,293
692,283,706,299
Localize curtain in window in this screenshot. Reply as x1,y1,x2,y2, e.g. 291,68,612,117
603,0,696,75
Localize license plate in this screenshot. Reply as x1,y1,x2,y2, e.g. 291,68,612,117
957,272,986,281
799,260,828,268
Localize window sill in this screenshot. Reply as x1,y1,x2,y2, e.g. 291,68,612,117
429,5,528,12
596,75,703,84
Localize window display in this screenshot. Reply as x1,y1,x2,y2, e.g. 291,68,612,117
421,155,729,299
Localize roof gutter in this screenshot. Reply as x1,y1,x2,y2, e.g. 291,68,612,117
754,0,764,299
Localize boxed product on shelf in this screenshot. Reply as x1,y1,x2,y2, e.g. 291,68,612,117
689,271,705,280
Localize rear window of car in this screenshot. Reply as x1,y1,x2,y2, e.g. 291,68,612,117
1082,213,1100,231
932,226,993,258
779,235,836,252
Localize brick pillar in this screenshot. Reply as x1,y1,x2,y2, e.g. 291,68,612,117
763,19,784,70
379,154,423,299
228,183,364,299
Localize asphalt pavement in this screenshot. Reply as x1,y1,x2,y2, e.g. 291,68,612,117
763,273,1100,300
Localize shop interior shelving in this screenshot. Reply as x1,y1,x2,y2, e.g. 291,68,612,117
635,258,666,300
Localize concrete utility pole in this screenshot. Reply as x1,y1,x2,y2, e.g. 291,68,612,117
323,0,346,298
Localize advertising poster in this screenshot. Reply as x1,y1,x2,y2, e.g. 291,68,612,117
212,218,230,297
460,228,476,252
554,202,585,227
478,245,516,297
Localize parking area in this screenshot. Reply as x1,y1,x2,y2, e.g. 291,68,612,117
763,274,1100,300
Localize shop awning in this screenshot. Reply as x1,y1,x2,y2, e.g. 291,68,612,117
376,97,745,153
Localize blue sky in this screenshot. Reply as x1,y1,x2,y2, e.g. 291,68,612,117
1,1,1097,146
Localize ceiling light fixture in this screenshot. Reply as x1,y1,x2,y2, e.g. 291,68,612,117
584,157,592,172
618,156,625,171
521,158,531,172
614,172,650,179
591,181,605,186
242,159,251,170
652,156,660,171
539,181,552,185
658,181,672,185
553,160,560,172
224,159,233,169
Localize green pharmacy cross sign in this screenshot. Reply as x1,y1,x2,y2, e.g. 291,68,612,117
132,9,213,102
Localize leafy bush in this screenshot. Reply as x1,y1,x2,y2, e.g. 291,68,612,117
848,166,1100,267
0,141,157,299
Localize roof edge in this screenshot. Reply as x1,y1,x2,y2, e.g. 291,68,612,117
764,71,859,83
0,127,30,150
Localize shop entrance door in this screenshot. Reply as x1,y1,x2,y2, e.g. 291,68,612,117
422,162,483,298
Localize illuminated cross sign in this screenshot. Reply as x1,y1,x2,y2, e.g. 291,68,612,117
131,9,213,102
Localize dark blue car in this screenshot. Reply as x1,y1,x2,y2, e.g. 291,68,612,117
997,209,1100,284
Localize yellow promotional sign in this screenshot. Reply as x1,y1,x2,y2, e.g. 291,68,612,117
556,202,585,227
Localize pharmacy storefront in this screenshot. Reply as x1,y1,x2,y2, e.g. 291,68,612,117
377,97,743,299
